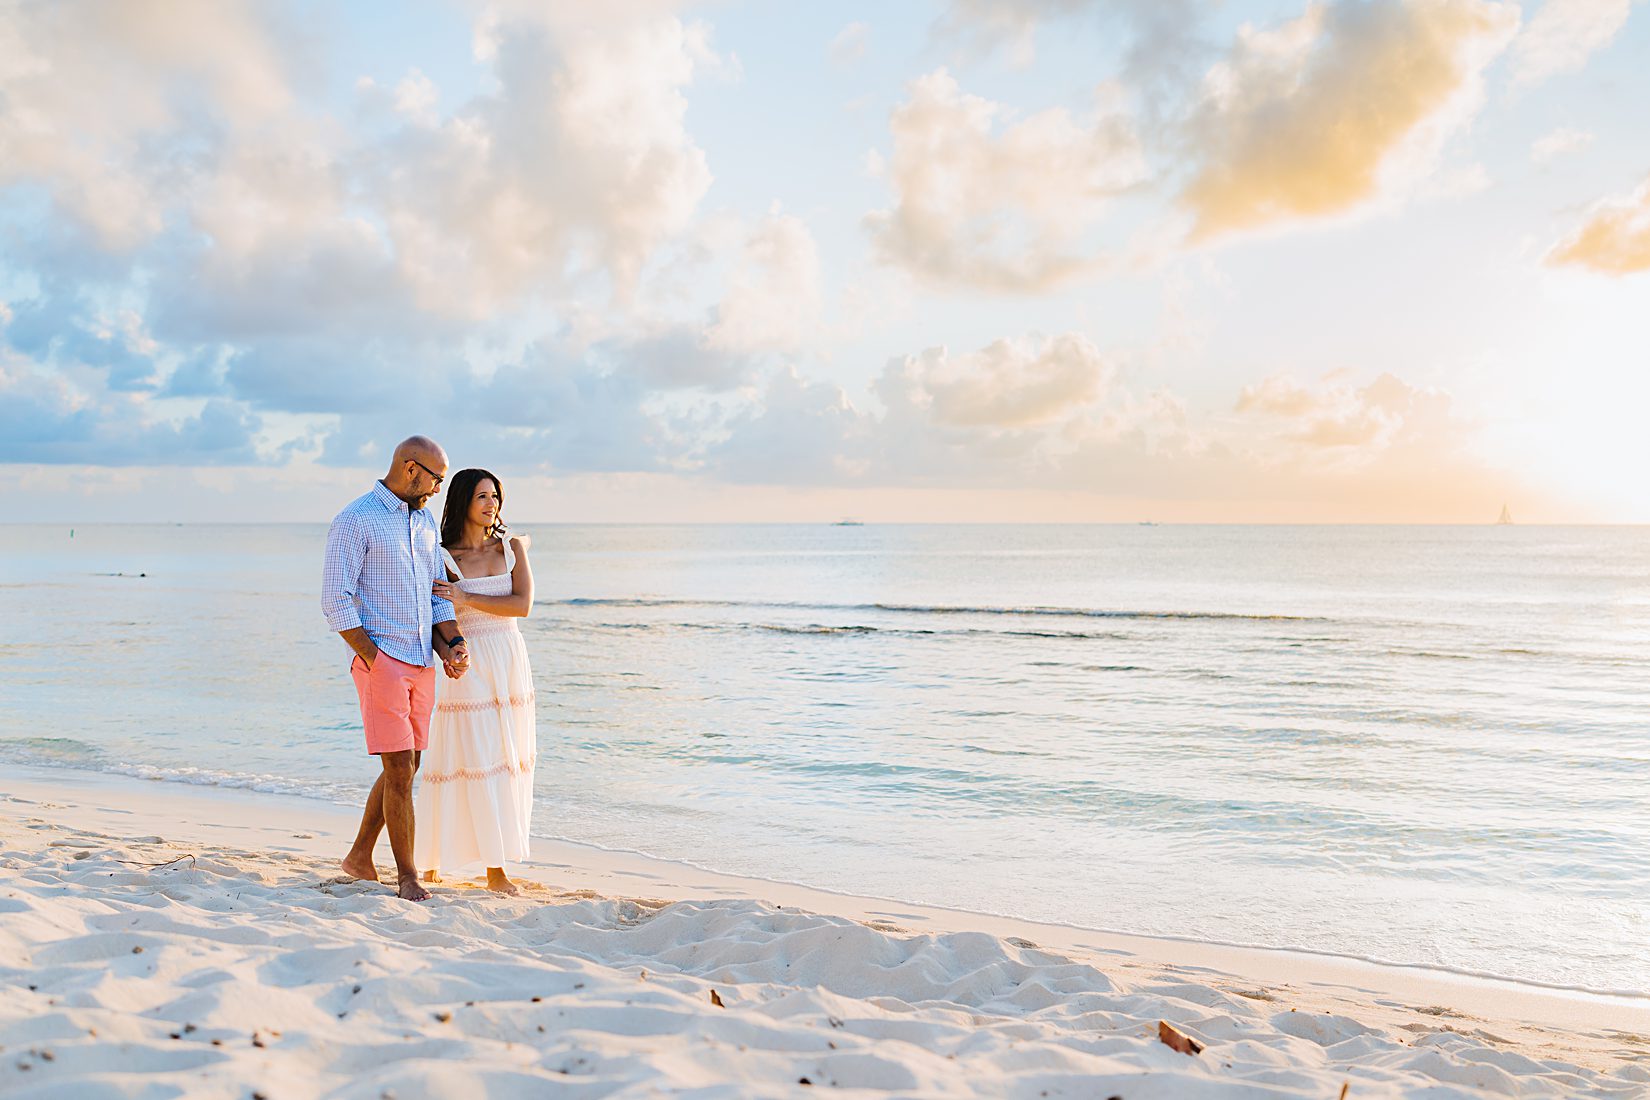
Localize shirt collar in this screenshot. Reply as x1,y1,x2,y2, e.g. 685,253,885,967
372,480,409,514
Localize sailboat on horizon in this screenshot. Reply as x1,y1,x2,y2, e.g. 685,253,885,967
1496,503,1513,526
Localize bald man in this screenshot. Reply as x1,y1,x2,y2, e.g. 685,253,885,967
321,436,470,902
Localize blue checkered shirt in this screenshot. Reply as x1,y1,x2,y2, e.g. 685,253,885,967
321,481,456,667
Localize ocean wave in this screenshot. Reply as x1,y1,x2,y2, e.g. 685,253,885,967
542,617,1142,642
0,739,365,805
550,596,1334,624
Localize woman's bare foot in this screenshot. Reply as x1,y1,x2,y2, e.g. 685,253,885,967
423,870,441,883
486,868,522,896
397,874,432,902
340,852,380,883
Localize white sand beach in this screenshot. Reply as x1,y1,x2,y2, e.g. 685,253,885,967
3,763,1648,1099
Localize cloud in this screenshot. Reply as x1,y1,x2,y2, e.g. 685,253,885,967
2,0,720,330
4,298,163,392
935,0,1094,65
828,21,870,64
307,337,682,477
699,326,1515,519
705,207,822,355
879,334,1110,429
1547,176,1650,274
705,368,867,485
1235,371,1448,456
935,0,1209,90
367,11,718,313
607,328,754,391
704,333,1117,487
1181,0,1518,239
0,0,295,251
864,69,1146,291
1508,0,1633,86
1529,126,1595,164
0,356,261,466
0,0,750,471
711,332,1136,488
0,2,1545,522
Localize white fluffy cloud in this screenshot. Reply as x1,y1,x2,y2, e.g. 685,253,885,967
699,335,1509,518
0,0,293,250
0,0,740,467
1182,0,1518,238
865,69,1146,290
706,207,823,355
1235,371,1454,459
1547,176,1650,274
879,334,1110,429
1508,0,1633,86
369,11,717,314
2,0,718,321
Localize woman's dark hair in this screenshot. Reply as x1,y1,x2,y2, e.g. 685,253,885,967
440,468,507,548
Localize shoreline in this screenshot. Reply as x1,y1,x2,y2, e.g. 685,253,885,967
7,767,1650,1097
3,759,1644,1012
4,761,1649,1083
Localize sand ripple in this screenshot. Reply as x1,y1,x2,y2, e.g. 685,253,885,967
2,819,1646,1098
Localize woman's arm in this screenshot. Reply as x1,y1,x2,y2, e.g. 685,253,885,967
431,537,534,618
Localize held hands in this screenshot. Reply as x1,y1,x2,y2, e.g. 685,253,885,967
442,642,470,680
432,578,467,608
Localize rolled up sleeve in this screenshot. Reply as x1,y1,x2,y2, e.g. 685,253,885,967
432,590,456,627
321,513,366,631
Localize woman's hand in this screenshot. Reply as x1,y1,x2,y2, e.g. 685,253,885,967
433,578,467,607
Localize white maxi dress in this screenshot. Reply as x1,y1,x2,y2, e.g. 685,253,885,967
414,538,536,873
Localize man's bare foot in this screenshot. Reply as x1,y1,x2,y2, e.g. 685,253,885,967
423,870,441,883
340,853,380,883
397,874,431,902
486,869,522,896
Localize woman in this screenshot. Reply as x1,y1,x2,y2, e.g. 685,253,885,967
414,468,536,894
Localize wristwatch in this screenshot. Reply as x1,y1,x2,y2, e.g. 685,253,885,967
447,635,466,648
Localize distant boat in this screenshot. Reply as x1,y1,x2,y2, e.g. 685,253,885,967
1497,504,1513,526
1138,521,1158,527
833,518,864,526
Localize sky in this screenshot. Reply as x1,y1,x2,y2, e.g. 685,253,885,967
3,0,1647,523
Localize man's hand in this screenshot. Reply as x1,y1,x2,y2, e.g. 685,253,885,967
340,627,379,670
439,641,469,679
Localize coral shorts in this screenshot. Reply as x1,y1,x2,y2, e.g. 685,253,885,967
350,653,435,755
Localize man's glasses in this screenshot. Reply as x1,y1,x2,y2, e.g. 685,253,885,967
410,458,445,488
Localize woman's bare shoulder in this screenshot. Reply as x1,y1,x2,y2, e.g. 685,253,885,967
509,532,532,552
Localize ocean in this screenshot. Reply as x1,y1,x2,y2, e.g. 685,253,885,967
3,522,1646,994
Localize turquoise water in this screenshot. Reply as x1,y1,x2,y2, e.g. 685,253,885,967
3,523,1648,992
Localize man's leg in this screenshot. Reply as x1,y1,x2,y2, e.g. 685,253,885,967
341,773,386,882
341,654,384,882
381,748,429,901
